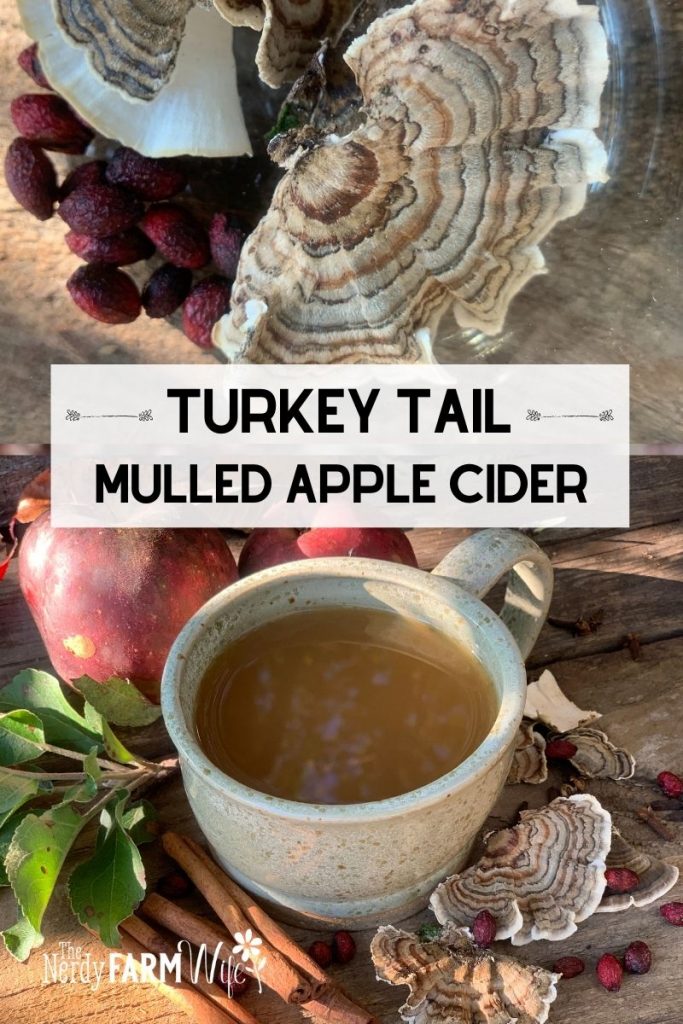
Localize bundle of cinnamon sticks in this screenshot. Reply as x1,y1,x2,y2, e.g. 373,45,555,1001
106,831,379,1024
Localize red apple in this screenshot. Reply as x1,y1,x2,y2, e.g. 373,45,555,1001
19,515,238,701
238,528,417,577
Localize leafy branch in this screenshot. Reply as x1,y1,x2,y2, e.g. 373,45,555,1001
0,669,175,961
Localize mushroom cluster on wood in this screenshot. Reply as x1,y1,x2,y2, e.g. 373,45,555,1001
507,722,548,785
18,0,251,157
598,833,679,913
372,924,559,1024
430,795,612,945
214,0,608,363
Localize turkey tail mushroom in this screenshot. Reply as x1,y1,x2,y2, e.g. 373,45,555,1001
214,0,609,363
17,1,251,157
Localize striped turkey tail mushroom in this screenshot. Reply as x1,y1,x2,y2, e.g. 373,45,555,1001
214,0,609,363
17,0,252,157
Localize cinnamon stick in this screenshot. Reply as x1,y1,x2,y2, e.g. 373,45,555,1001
303,987,379,1024
121,914,262,1024
184,833,330,991
162,831,311,1004
162,833,380,1024
143,891,235,955
89,929,230,1024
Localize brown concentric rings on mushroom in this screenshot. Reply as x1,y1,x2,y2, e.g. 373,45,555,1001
214,0,609,363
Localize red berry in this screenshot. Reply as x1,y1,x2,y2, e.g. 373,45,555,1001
596,953,623,992
142,263,193,318
545,738,578,760
59,183,144,238
66,227,154,266
657,771,683,799
182,276,232,347
17,44,52,90
221,962,251,997
4,137,57,220
140,204,210,269
11,93,93,154
553,956,585,979
332,930,356,965
58,160,107,201
604,867,640,894
471,909,497,948
157,869,193,899
66,263,141,324
623,940,651,975
308,940,334,968
660,901,683,926
209,212,249,278
106,146,187,201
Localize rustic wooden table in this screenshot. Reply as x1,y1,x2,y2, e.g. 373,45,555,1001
1,0,683,445
0,455,682,1023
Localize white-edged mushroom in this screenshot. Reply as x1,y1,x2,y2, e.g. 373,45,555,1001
372,924,559,1024
214,0,608,362
507,722,548,785
524,669,601,733
598,833,679,913
18,2,252,157
215,0,357,86
430,795,612,946
559,726,636,780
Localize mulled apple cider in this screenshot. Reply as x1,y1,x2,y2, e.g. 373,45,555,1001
194,606,497,804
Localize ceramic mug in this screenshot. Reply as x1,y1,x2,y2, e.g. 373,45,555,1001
162,528,553,928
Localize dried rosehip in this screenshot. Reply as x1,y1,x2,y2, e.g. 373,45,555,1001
66,263,141,324
17,44,52,90
58,160,107,201
596,953,623,992
182,276,232,347
4,137,57,220
660,901,683,926
209,212,249,278
624,940,651,975
553,955,585,979
604,867,640,894
140,204,210,269
157,869,193,899
471,910,497,948
106,146,187,201
308,940,334,968
59,183,144,239
545,738,578,760
657,771,683,799
11,93,93,154
66,227,154,266
142,264,193,318
222,962,251,997
332,930,356,965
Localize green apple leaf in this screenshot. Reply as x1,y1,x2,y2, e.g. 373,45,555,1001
120,800,158,846
73,677,161,728
68,801,146,947
0,773,45,827
2,911,44,961
5,801,86,933
0,710,46,765
0,670,100,753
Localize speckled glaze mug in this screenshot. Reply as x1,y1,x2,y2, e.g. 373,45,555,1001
162,529,553,928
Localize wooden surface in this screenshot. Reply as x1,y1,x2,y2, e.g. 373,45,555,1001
0,456,682,1023
1,0,683,444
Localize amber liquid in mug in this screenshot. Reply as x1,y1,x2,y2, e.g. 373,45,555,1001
194,606,497,804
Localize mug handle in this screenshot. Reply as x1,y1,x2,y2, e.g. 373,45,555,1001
431,529,553,662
